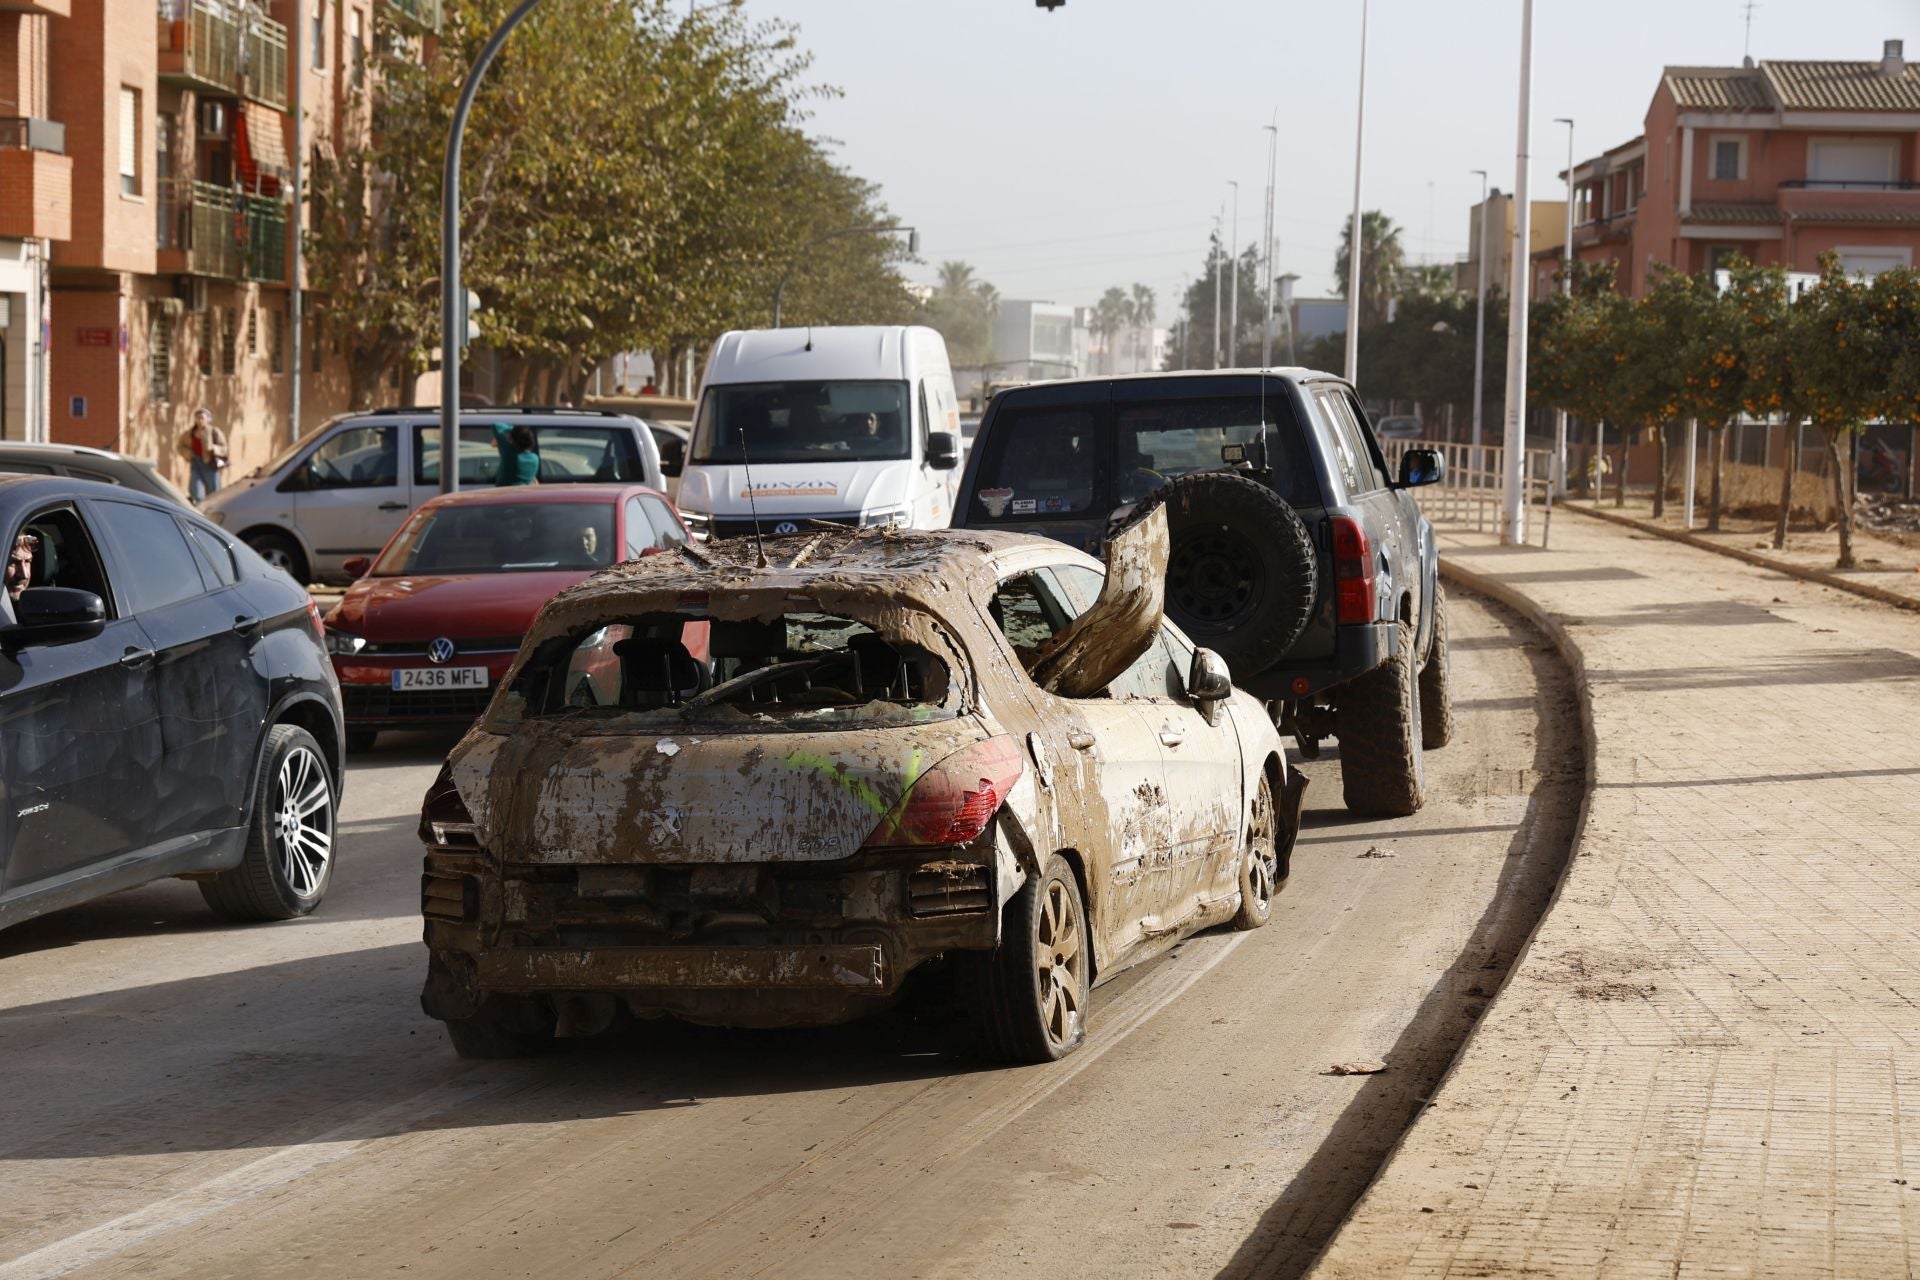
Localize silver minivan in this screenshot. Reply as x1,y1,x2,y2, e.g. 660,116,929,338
202,409,665,584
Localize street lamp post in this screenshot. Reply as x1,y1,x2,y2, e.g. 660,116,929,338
1226,180,1239,368
1343,0,1369,383
1212,212,1224,369
1471,169,1488,494
1553,116,1574,495
1500,0,1535,544
440,0,545,494
1261,120,1278,368
772,224,919,327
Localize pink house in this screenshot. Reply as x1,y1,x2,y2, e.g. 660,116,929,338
1544,39,1920,296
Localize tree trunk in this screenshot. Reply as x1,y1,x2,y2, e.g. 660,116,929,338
1615,436,1628,507
1651,425,1668,518
1828,431,1855,569
1772,425,1798,549
1708,425,1726,532
1908,423,1917,502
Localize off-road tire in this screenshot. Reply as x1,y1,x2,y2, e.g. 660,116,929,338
246,531,309,586
200,725,337,921
1157,472,1318,679
345,728,379,754
971,854,1091,1064
443,1001,554,1059
1231,772,1281,930
1336,619,1426,817
1419,584,1456,748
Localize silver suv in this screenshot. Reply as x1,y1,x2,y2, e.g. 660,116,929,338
202,409,665,584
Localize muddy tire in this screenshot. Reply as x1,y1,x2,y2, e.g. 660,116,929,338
1419,584,1456,749
443,1001,554,1060
200,725,337,922
972,854,1090,1064
1157,472,1318,680
1231,772,1281,930
1336,619,1426,817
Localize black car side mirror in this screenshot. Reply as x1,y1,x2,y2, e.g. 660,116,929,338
926,431,960,471
1397,448,1445,488
2,586,107,648
658,438,685,478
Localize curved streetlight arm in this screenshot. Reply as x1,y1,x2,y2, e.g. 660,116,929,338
772,224,918,327
440,0,544,493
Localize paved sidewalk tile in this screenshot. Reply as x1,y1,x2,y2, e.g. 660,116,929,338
1309,515,1920,1279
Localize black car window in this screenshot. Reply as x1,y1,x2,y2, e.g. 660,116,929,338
968,404,1104,521
302,425,398,490
91,500,210,612
12,506,115,612
1335,391,1393,491
1114,396,1319,507
184,521,239,586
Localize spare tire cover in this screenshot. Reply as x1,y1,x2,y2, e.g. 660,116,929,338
1153,471,1319,679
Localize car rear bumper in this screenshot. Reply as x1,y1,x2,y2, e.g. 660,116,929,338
478,944,888,992
1240,619,1399,700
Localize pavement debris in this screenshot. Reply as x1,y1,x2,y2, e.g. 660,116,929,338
1327,1060,1389,1076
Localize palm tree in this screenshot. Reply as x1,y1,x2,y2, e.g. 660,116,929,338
1333,211,1406,328
1095,286,1128,374
1129,283,1157,372
938,261,978,299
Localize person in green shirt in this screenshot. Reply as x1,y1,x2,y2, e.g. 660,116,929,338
492,422,540,486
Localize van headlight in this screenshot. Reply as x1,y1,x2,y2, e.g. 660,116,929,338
862,506,909,528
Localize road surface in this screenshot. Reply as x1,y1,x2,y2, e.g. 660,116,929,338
0,591,1580,1280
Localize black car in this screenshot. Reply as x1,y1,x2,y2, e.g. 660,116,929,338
953,369,1450,817
0,476,345,930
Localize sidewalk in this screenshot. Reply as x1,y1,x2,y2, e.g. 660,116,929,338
1308,514,1920,1278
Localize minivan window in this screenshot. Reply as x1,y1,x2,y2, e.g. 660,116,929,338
301,426,398,490
693,381,911,465
967,404,1103,520
415,424,642,486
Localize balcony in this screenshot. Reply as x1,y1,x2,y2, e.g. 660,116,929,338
158,0,240,95
156,178,288,282
382,0,441,31
1778,180,1920,226
0,0,69,17
1572,209,1635,248
0,119,73,241
241,11,288,109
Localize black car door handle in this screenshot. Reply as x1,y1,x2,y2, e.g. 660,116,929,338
120,647,156,669
232,615,261,636
377,501,408,511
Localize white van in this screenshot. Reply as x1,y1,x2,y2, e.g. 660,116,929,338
676,326,963,540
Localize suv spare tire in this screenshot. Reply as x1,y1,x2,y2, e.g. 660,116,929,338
1155,471,1318,679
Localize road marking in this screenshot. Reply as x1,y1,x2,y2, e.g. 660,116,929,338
0,1072,522,1280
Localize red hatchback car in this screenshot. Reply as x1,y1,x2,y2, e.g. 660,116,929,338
323,484,695,749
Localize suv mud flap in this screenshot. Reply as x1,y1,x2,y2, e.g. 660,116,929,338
1276,771,1309,880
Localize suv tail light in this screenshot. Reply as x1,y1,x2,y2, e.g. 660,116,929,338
863,735,1025,849
1331,516,1375,625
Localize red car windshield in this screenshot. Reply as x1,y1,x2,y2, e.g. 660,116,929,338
373,502,616,576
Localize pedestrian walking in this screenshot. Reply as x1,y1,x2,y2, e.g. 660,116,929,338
179,408,229,505
641,378,659,396
492,422,540,486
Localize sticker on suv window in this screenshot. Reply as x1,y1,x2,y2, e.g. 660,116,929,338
977,488,1015,517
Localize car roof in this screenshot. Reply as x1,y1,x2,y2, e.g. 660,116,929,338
0,441,130,462
414,483,670,510
1016,366,1345,390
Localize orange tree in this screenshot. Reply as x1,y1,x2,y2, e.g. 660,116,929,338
1718,265,1803,547
1530,261,1633,496
1671,267,1752,530
1787,257,1881,568
1867,266,1920,498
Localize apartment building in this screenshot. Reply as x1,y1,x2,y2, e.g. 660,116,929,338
0,0,72,443
42,0,433,485
1453,187,1566,296
1551,38,1920,295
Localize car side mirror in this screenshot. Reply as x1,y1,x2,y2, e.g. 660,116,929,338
1397,448,1445,488
658,438,685,478
1188,646,1233,702
2,586,107,648
342,556,372,579
926,431,960,471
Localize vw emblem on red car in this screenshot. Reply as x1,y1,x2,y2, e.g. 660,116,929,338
773,521,799,535
427,637,457,665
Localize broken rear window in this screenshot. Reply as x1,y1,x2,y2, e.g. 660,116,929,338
495,610,958,731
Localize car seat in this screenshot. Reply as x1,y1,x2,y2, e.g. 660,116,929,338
613,638,709,707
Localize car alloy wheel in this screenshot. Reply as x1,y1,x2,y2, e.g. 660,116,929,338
1233,773,1279,930
1035,874,1087,1050
273,744,333,897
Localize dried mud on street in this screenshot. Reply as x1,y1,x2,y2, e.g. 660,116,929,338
0,591,1582,1280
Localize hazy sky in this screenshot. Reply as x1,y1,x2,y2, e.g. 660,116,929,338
742,0,1913,319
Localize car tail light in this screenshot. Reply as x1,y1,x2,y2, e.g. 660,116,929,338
1331,516,1375,625
863,735,1025,849
419,764,482,853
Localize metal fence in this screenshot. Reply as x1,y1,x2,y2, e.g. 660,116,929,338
1379,438,1560,548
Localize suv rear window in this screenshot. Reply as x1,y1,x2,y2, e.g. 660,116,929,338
1116,396,1319,507
415,424,642,486
966,404,1104,521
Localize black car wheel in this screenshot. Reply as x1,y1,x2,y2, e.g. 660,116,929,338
200,724,337,921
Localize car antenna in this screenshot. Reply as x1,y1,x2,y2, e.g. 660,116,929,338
805,326,814,353
738,415,768,567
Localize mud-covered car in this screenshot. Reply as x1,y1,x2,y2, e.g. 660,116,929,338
418,512,1304,1063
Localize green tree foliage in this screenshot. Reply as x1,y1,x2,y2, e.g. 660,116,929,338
1333,211,1406,328
305,0,910,405
1167,237,1266,369
914,261,998,366
1788,257,1886,568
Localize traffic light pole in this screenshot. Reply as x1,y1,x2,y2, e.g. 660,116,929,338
440,0,544,494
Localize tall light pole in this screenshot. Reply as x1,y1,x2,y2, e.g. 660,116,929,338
772,224,918,327
1471,169,1489,483
1226,180,1239,368
1343,0,1370,383
1553,116,1574,493
288,0,303,445
1501,0,1535,544
1261,120,1278,368
1212,212,1224,369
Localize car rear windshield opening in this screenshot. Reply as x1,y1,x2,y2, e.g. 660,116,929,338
511,611,954,728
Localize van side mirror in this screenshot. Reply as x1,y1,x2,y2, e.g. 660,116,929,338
1397,448,1445,488
342,556,372,579
2,587,107,648
926,431,960,471
1188,647,1233,701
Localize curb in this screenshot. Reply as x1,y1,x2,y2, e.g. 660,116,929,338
1566,501,1920,615
1303,560,1601,1277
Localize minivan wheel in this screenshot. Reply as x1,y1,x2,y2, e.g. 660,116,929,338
247,531,309,585
1231,773,1281,930
972,854,1090,1064
200,724,337,921
1335,619,1426,817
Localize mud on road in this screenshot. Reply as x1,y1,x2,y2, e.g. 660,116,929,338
0,591,1582,1280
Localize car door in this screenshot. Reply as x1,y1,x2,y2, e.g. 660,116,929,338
1145,621,1246,899
88,497,264,842
0,503,165,895
286,423,407,578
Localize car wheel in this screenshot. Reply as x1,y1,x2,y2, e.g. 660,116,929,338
1335,619,1426,817
199,724,337,921
443,1001,555,1059
1419,584,1457,749
1231,772,1281,930
247,531,309,585
972,854,1090,1064
345,728,380,753
1156,472,1319,679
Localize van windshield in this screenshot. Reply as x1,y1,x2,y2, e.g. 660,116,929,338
692,381,912,465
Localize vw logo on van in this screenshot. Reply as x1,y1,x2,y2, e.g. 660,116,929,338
772,522,799,535
427,637,457,665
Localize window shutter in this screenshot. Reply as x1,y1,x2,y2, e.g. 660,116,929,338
118,88,139,180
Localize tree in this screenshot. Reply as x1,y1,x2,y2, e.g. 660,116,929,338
1531,261,1634,495
1333,211,1406,328
1129,283,1157,372
1093,287,1127,373
1871,267,1920,500
914,260,998,365
1788,256,1883,568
